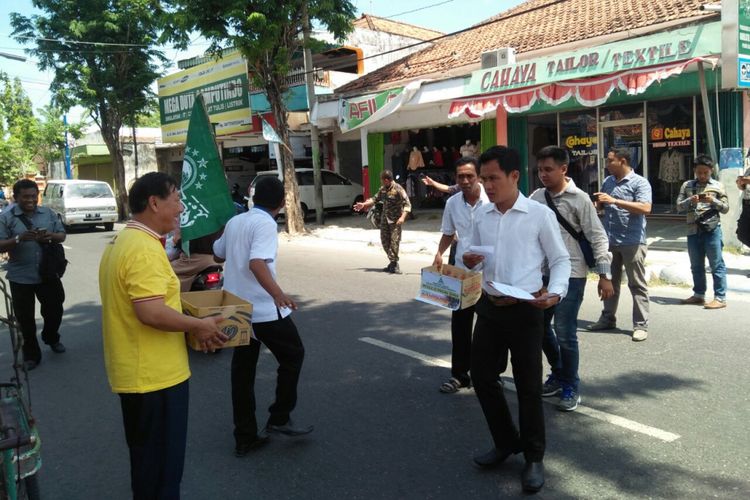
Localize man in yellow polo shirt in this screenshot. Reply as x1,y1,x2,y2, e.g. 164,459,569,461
99,172,227,500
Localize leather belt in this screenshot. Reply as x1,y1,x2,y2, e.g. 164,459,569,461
482,288,545,307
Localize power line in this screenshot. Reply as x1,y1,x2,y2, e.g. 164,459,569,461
383,0,455,19
14,35,150,48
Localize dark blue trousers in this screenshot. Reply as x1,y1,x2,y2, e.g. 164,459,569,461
119,380,189,500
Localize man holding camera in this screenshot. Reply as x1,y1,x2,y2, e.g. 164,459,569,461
676,155,729,309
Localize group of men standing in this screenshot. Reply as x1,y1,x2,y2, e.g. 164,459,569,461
425,143,739,493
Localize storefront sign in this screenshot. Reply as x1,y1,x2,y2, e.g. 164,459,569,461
158,52,252,143
649,126,692,148
339,88,404,132
564,135,598,157
466,22,720,96
738,1,750,87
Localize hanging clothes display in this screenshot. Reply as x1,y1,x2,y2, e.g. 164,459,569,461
407,147,425,170
658,149,684,183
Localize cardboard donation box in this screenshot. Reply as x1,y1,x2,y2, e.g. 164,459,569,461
415,264,482,311
181,290,253,350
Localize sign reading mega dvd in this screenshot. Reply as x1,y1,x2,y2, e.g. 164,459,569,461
158,51,252,143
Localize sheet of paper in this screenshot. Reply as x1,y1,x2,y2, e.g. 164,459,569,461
486,281,536,300
468,245,494,259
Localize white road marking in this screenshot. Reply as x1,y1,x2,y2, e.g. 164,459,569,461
359,336,681,443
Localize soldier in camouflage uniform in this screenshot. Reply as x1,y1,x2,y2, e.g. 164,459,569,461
354,170,411,274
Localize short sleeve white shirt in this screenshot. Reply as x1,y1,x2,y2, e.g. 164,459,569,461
440,185,490,270
213,208,291,324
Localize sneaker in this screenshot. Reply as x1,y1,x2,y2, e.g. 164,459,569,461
541,374,561,397
704,299,726,310
632,329,648,342
557,386,580,412
390,263,401,274
680,295,705,305
586,320,616,331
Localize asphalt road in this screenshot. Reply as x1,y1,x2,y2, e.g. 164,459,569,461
1,227,749,499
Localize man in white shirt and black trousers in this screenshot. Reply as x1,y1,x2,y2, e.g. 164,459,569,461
213,176,313,458
463,146,570,494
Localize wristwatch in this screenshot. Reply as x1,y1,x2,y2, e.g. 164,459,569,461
14,234,20,244
600,273,612,280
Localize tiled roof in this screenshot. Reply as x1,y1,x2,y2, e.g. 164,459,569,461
352,14,444,41
339,0,717,95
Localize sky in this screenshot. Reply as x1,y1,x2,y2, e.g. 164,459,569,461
0,0,524,123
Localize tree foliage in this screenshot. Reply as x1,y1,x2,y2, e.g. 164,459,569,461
11,0,169,218
0,73,85,186
164,0,356,234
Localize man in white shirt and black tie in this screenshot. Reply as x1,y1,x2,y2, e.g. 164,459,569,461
463,146,570,494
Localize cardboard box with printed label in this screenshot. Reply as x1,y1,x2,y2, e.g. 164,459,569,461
415,264,482,311
181,290,253,350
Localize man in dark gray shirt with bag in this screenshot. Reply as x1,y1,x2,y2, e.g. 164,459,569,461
531,146,613,412
0,179,67,370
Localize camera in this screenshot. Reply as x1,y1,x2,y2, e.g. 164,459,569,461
590,193,600,202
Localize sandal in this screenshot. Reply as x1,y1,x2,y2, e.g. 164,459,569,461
439,377,470,394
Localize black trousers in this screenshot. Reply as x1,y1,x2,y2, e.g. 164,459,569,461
471,297,545,462
450,306,475,385
231,315,305,446
119,380,189,500
10,279,64,363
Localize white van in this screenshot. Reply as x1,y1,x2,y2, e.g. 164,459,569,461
249,169,364,217
42,180,118,231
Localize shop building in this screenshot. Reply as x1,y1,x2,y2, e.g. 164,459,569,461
325,0,744,218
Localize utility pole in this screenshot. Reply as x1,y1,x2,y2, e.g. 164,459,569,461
302,1,324,225
63,114,72,179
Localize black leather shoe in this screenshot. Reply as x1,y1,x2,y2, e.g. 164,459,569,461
23,360,38,371
50,342,66,354
521,461,545,493
473,447,519,469
234,430,270,457
266,419,314,437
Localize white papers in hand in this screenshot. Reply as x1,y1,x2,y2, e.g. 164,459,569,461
468,245,494,259
486,282,536,300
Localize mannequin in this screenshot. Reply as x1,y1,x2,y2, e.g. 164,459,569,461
659,148,684,212
432,146,444,167
460,140,477,158
407,146,425,170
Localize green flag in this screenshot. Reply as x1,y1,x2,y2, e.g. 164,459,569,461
179,94,235,254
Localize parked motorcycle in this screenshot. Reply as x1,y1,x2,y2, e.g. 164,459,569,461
189,265,223,291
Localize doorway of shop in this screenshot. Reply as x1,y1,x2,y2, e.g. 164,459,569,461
598,119,647,189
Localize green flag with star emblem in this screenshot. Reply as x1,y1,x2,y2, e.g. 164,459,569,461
179,94,235,254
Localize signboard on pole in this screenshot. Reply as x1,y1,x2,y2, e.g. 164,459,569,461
158,51,252,143
721,0,750,88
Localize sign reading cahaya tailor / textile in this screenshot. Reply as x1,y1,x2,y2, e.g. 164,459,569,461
158,51,252,143
465,22,720,97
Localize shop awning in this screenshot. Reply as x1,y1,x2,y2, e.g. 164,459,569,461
448,57,720,118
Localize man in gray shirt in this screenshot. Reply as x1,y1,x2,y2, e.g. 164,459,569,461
531,146,613,412
0,179,67,370
588,149,652,342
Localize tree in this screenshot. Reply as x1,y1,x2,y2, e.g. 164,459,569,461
0,72,39,185
11,0,169,219
35,105,86,171
165,0,356,234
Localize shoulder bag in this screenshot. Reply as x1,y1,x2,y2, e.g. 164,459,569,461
15,213,68,281
544,190,596,268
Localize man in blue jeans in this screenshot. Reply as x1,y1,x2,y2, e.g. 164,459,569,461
531,146,613,411
676,155,729,309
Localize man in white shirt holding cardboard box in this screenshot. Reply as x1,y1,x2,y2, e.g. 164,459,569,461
432,157,489,394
